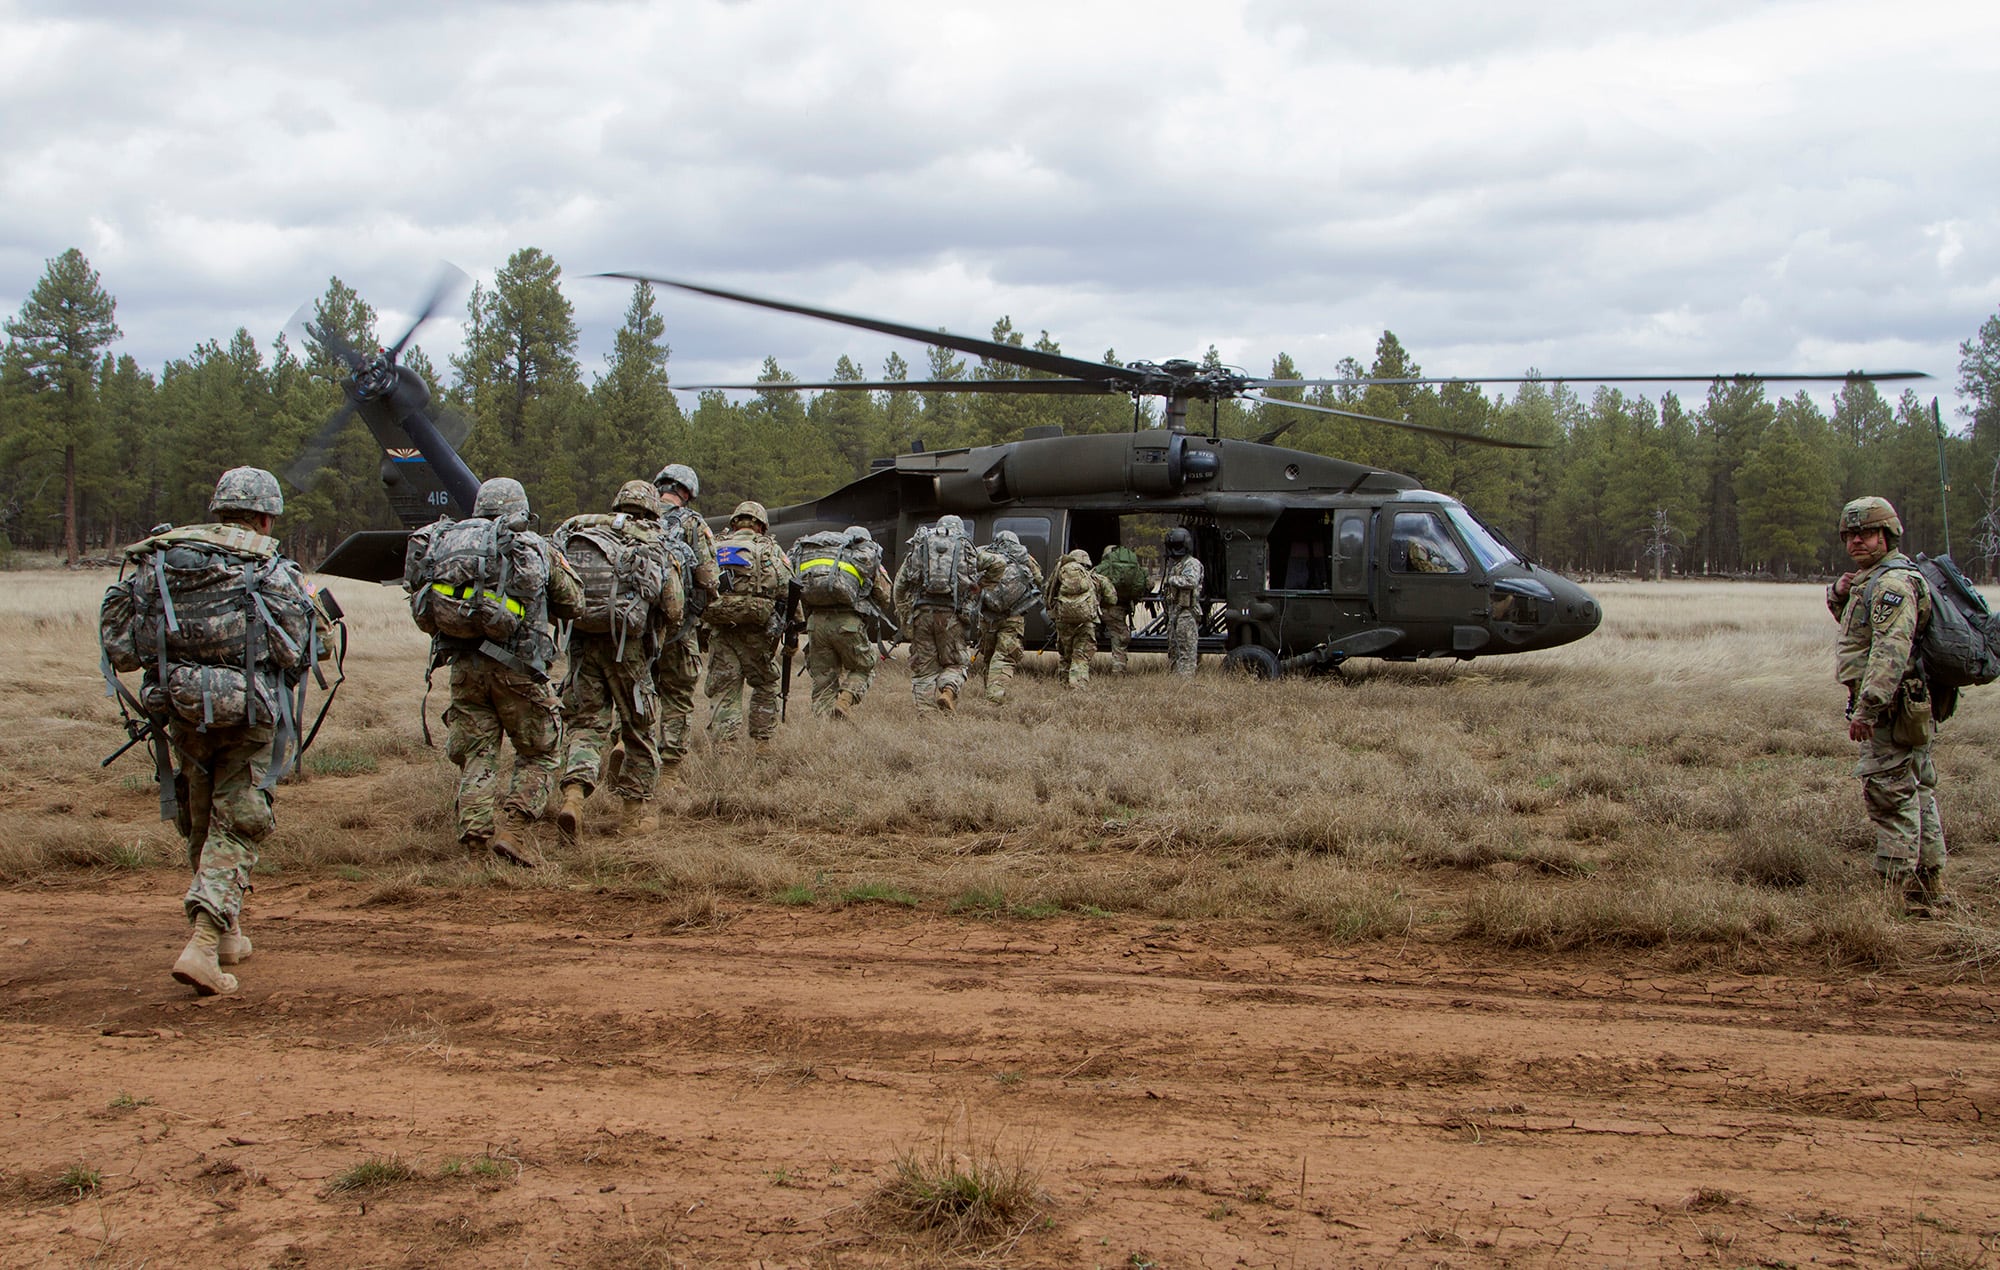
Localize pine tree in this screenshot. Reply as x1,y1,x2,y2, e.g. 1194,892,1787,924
453,248,584,517
590,280,687,507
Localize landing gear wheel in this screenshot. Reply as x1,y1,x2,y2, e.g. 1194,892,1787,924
1222,645,1281,679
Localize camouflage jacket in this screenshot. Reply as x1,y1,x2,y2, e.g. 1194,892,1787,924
663,504,720,601
1162,555,1205,615
1829,551,1931,723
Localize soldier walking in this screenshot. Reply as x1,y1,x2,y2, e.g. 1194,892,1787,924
407,477,582,866
703,501,795,749
893,514,979,711
796,525,895,720
1047,547,1116,688
1093,544,1148,674
553,481,682,839
99,467,333,996
1829,496,1951,915
1162,527,1205,677
650,464,718,783
973,529,1043,704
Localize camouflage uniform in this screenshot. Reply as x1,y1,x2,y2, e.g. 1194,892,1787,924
1163,550,1205,677
803,530,895,719
1048,548,1116,688
1093,550,1146,674
973,532,1043,704
893,517,979,710
652,475,719,772
1830,532,1944,884
705,509,793,744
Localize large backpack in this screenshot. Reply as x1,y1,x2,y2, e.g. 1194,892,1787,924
99,526,318,737
914,526,965,607
405,516,547,643
795,530,874,609
1095,545,1149,606
554,514,673,646
979,541,1039,617
1864,554,2000,722
707,530,787,628
1052,558,1100,625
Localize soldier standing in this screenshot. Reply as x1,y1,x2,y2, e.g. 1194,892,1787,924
703,501,795,749
1829,496,1951,915
1162,527,1204,677
407,477,582,867
99,467,332,996
894,514,979,712
553,481,682,840
1047,547,1116,688
973,529,1043,704
651,464,718,783
797,525,895,720
1093,544,1148,674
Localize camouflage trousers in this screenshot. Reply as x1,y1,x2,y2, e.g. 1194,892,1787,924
444,653,562,841
975,613,1026,703
169,719,275,927
1167,607,1201,676
1856,734,1946,878
652,632,703,765
1102,603,1132,673
907,607,969,706
705,625,781,742
561,634,660,801
1053,620,1097,687
806,610,876,717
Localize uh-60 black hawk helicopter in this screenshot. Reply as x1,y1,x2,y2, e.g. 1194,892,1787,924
591,272,1926,676
295,269,1925,676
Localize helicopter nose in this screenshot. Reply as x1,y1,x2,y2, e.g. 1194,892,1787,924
1549,577,1602,645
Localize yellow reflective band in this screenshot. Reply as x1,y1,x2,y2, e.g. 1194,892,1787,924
431,582,526,616
801,557,864,582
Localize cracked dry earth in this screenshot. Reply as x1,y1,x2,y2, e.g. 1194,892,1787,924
3,876,1998,1268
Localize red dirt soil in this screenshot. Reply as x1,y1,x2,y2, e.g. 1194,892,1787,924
4,860,1998,1269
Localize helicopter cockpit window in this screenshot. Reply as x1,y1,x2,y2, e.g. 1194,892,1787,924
1334,511,1368,592
1388,511,1467,575
1442,502,1517,571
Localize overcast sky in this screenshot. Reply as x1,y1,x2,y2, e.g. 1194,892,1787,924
3,0,1996,423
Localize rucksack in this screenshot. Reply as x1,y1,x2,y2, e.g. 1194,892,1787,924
1053,559,1100,625
795,530,878,609
915,527,965,606
554,514,673,646
979,541,1039,617
1889,555,2000,687
1095,545,1148,606
707,529,787,628
405,516,548,643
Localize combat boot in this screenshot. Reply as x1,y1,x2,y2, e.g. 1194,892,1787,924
657,761,682,788
171,911,239,996
832,690,856,721
556,782,588,842
1905,867,1955,919
489,815,538,869
217,919,252,966
937,684,957,713
620,797,659,836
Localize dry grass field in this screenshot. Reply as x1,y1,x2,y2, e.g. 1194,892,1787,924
2,570,1997,1267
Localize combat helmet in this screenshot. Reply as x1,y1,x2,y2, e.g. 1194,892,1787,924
473,476,531,527
1165,527,1194,557
614,479,662,518
936,514,964,536
210,466,284,517
654,463,700,501
993,529,1020,547
1838,496,1903,540
731,500,769,531
844,525,874,544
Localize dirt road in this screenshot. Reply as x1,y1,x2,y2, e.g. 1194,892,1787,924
3,872,1997,1268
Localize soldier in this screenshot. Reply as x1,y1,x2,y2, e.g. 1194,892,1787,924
651,463,718,783
703,500,794,749
973,530,1043,704
1162,527,1204,677
797,525,895,720
99,467,332,996
553,480,682,840
1829,496,1951,915
407,477,582,867
893,514,979,711
1093,544,1148,674
1047,547,1116,688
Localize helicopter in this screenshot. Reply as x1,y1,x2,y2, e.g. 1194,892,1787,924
589,272,1928,674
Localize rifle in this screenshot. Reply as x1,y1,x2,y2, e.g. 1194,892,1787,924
102,679,177,820
777,577,804,721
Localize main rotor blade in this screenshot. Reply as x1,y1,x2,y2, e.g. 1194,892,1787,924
286,298,367,375
676,377,1116,395
283,399,360,493
1239,393,1548,450
386,262,470,360
599,271,1142,387
1246,370,1929,389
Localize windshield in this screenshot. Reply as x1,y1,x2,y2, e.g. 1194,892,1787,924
1444,502,1518,571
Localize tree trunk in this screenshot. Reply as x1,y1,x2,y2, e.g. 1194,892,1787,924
63,444,78,568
